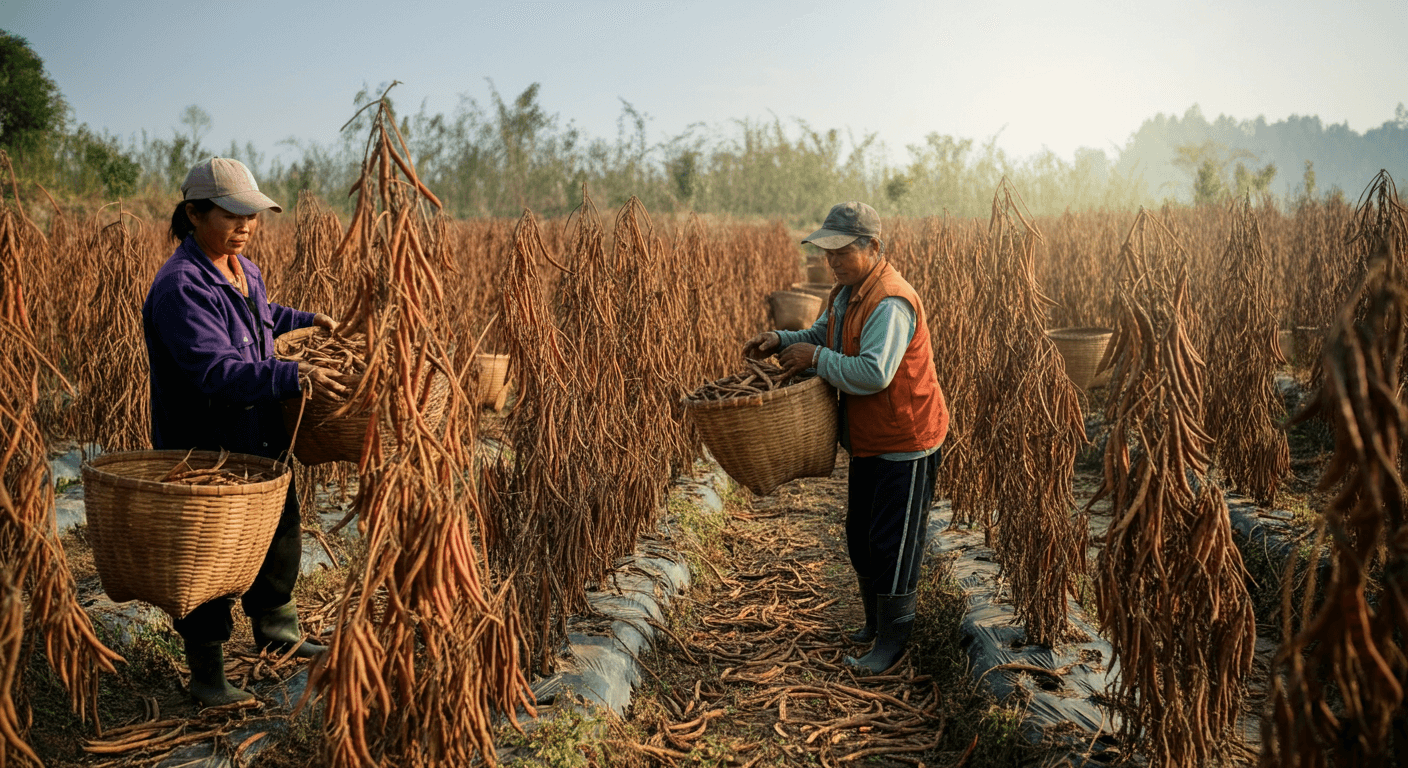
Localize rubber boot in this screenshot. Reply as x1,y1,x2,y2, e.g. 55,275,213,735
185,640,255,707
843,591,917,675
847,576,877,644
250,600,326,658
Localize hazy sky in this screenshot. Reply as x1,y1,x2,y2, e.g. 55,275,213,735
3,0,1405,167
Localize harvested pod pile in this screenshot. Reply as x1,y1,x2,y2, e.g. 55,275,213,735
276,328,370,379
159,450,275,486
685,359,804,401
275,326,450,466
684,360,838,496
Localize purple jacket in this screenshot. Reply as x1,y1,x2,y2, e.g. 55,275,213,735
142,236,315,459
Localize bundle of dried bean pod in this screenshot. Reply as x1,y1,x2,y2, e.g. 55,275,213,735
1261,203,1408,768
1092,209,1255,767
686,360,809,402
276,331,369,378
0,153,123,762
157,449,273,486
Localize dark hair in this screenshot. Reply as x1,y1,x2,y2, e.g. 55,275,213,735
170,199,216,242
853,235,886,256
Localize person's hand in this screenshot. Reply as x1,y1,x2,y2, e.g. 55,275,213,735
313,314,339,333
743,331,781,360
298,362,350,403
778,343,818,378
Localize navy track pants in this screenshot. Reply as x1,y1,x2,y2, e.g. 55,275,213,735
846,449,941,596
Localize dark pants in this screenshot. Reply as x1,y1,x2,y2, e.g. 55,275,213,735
846,449,941,596
173,480,303,644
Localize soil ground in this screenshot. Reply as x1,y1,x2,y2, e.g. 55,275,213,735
578,461,1065,768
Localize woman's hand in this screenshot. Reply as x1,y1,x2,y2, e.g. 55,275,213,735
778,343,818,378
743,331,781,360
313,314,339,333
297,362,350,403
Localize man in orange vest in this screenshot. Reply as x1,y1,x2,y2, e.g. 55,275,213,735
745,201,949,674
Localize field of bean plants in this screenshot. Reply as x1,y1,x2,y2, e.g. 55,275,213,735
2,95,1407,768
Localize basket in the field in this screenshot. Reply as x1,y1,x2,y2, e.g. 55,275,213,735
683,375,838,495
769,290,824,331
276,327,451,465
805,258,831,283
1047,327,1114,390
474,353,512,410
80,450,291,619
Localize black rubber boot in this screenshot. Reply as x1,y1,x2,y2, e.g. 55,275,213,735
847,576,877,644
250,600,326,658
185,640,255,707
843,591,917,675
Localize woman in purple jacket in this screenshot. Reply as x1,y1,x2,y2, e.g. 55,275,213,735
142,157,345,707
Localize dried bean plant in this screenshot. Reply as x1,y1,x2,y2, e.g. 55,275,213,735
1091,209,1256,767
68,214,153,451
979,182,1087,646
1206,197,1290,504
1261,205,1408,768
306,93,532,767
885,214,987,525
0,156,122,767
490,207,583,671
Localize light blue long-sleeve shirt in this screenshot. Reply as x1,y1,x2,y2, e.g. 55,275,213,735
776,286,938,461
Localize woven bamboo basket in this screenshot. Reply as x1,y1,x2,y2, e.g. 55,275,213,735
1047,327,1114,390
81,450,291,619
805,258,831,283
769,290,824,331
1290,326,1327,367
789,282,834,301
474,353,512,410
276,327,451,465
683,376,838,495
1277,329,1294,363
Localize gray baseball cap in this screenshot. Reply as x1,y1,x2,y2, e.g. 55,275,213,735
181,157,282,215
802,201,881,249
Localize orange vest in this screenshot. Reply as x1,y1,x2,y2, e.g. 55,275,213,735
824,260,949,457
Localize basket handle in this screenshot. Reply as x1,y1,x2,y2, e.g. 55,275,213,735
278,384,312,474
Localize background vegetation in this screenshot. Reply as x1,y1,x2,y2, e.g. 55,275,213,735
4,30,1406,224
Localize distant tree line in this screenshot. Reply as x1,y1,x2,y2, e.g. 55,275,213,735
4,31,1404,223
1115,103,1408,206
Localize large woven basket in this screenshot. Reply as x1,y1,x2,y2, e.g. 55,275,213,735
805,259,831,284
790,282,834,301
474,353,512,410
1047,327,1114,390
683,376,838,495
769,290,824,331
276,327,451,465
81,450,290,619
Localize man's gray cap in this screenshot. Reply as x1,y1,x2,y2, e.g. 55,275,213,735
181,157,283,215
802,201,881,249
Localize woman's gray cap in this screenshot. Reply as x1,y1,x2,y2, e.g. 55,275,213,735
802,201,881,249
181,157,283,215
